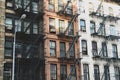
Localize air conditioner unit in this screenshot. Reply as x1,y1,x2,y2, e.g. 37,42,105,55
50,28,56,32
81,26,86,31
6,26,13,30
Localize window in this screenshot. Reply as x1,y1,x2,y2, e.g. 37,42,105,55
15,19,21,32
5,37,13,58
4,63,12,80
110,25,116,36
24,0,30,12
50,41,56,56
98,23,105,35
109,7,114,16
66,4,73,15
70,65,76,80
50,64,57,80
92,41,98,56
69,43,75,58
80,19,86,32
24,21,30,34
58,0,64,11
5,18,13,30
81,40,87,55
68,22,74,35
33,23,38,34
48,0,55,11
14,0,38,13
94,65,100,80
112,44,118,58
60,42,66,57
83,64,89,80
60,65,67,80
102,42,107,57
114,66,120,80
59,20,65,34
49,18,56,33
90,21,95,34
104,65,110,80
6,0,13,9
89,2,94,13
32,2,38,13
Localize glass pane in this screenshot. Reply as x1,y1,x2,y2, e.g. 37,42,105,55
5,18,12,27
15,20,21,32
32,2,38,13
33,23,38,34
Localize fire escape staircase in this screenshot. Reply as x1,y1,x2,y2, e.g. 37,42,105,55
11,1,45,80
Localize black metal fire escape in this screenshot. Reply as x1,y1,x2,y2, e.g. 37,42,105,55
90,0,120,80
7,0,45,80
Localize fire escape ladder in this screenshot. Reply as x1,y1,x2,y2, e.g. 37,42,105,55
64,14,79,35
66,33,80,58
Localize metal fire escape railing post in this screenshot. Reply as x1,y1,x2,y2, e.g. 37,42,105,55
12,14,26,80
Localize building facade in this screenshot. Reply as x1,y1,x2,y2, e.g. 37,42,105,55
0,0,81,80
78,0,120,80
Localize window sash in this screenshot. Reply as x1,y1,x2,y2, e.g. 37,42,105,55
50,41,56,56
83,64,89,80
60,42,66,57
94,65,100,80
50,64,57,80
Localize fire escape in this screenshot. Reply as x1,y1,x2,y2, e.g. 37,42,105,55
4,0,45,80
89,0,120,80
57,0,81,80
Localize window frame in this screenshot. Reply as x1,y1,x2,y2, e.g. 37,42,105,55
112,44,118,58
81,40,87,55
90,21,96,34
80,19,86,32
50,41,56,57
60,64,67,80
49,18,56,33
50,64,57,80
60,42,66,58
102,42,108,57
94,65,100,80
92,41,98,56
83,64,89,80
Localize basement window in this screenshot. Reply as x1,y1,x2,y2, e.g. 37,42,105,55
50,64,57,80
60,64,67,80
50,41,56,57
